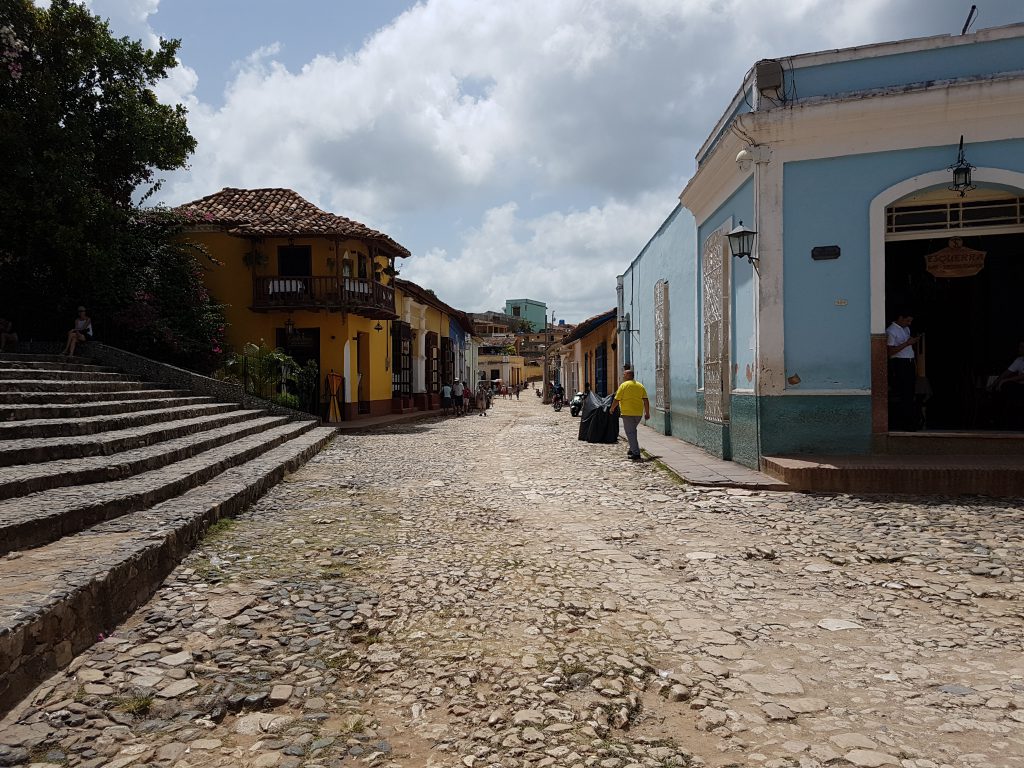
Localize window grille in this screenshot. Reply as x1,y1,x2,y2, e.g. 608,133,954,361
887,196,1024,236
654,281,669,412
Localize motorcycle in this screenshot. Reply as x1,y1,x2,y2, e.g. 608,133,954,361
535,388,542,397
569,391,585,417
552,392,564,412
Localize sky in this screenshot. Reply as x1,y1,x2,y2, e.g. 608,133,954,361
73,0,1024,323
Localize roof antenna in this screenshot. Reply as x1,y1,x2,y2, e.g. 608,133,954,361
961,4,977,35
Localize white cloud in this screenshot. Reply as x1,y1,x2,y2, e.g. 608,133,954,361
401,191,675,320
85,0,161,48
86,0,1023,319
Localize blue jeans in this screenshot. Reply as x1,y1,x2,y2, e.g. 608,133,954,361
622,415,642,457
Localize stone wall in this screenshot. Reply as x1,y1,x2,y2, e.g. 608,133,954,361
81,343,320,424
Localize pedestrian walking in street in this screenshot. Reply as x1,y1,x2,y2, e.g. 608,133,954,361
609,365,650,461
515,385,520,400
452,379,465,416
441,381,453,416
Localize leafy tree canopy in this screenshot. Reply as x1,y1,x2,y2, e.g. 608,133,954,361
507,318,535,333
0,1,223,369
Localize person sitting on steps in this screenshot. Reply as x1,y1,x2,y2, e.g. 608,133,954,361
62,306,92,357
0,317,18,352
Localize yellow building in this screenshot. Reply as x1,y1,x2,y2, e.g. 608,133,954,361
392,278,477,411
176,187,471,420
478,354,525,388
557,309,618,397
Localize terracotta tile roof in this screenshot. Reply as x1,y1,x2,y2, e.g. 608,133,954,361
560,308,616,344
175,187,411,258
393,278,474,333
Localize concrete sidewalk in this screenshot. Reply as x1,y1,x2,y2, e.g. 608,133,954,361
623,421,789,490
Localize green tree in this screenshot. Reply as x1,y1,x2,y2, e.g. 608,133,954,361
106,208,226,373
508,318,535,334
0,0,200,350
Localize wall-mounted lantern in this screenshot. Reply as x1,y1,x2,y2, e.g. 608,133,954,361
284,317,295,336
617,312,639,337
727,221,758,267
374,322,383,332
947,135,976,197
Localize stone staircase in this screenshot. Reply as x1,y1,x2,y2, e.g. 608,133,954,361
0,353,336,715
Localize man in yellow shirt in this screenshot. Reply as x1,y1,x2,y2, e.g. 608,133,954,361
609,366,650,461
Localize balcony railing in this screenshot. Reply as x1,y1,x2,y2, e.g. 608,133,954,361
252,276,396,318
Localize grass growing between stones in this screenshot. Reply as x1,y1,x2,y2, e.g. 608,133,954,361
202,516,237,540
648,455,688,486
112,694,154,717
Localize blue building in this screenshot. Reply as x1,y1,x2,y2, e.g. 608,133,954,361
620,22,1024,469
504,298,548,332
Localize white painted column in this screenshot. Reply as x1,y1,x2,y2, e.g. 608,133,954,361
756,146,785,396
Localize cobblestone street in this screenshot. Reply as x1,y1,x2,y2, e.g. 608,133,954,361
2,395,1023,768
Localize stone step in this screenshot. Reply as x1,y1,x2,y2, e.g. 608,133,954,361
0,388,187,405
0,379,166,393
0,368,134,382
0,408,265,466
0,395,214,422
0,419,319,555
0,402,238,440
0,426,336,715
0,414,290,500
0,353,96,365
762,454,1024,495
0,360,119,373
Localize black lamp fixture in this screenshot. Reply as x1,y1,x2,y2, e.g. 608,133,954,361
284,317,295,336
374,322,383,332
948,135,976,197
727,221,758,267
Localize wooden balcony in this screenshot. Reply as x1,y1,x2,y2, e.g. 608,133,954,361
252,276,396,319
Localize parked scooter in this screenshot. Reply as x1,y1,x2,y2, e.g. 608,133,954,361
535,388,542,397
569,391,585,416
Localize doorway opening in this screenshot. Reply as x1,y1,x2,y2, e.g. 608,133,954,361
884,191,1024,431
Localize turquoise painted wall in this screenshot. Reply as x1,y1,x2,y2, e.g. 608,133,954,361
759,395,872,455
621,205,698,440
787,35,1024,104
783,139,1024,390
504,299,547,332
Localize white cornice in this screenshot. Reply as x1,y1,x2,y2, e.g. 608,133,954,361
780,22,1024,70
744,75,1024,163
684,74,1024,224
680,128,750,224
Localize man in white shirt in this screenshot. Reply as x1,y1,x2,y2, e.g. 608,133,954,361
441,382,453,416
996,341,1024,390
886,310,920,431
995,341,1024,429
452,379,464,416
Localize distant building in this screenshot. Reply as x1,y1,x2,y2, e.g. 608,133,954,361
558,309,617,396
504,298,547,332
469,311,514,336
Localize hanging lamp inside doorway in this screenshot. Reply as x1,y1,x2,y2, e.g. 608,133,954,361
947,135,976,197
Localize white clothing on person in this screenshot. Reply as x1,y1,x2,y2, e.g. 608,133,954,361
886,322,913,359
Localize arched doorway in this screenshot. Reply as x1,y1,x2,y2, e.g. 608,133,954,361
869,169,1024,434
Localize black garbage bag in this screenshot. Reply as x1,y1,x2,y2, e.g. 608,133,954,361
578,392,619,443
